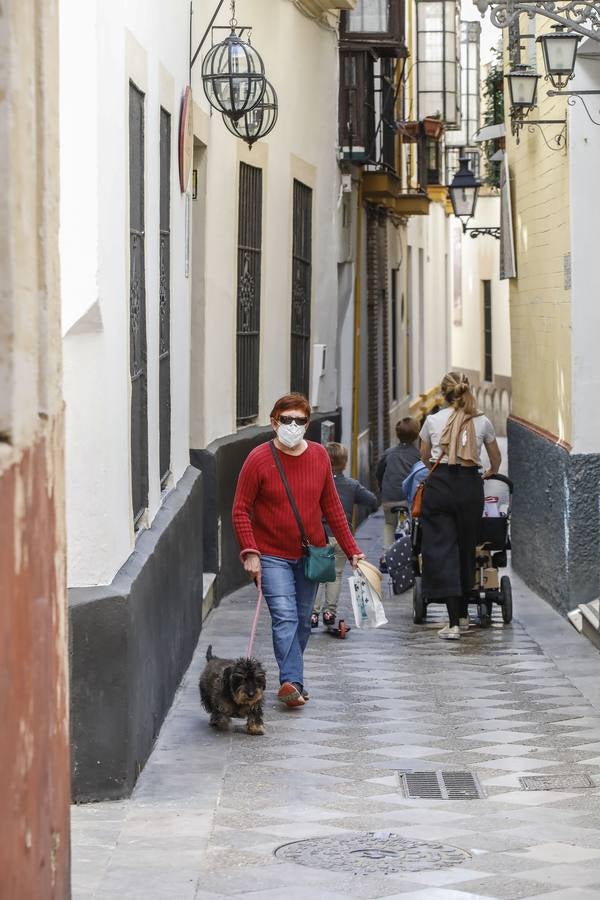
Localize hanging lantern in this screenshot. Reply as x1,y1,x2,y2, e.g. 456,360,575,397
537,26,581,90
201,17,266,122
448,157,479,229
506,66,539,111
222,79,278,147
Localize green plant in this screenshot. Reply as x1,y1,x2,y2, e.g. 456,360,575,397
482,48,504,188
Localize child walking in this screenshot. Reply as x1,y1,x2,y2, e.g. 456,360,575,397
311,443,378,629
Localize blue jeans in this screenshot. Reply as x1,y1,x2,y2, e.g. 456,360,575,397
260,555,318,688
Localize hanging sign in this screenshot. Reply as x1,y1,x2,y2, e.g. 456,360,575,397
179,86,193,193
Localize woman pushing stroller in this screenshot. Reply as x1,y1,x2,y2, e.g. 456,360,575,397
419,372,502,640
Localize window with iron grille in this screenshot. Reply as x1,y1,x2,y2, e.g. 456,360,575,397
391,268,398,402
159,107,171,486
291,180,312,397
483,280,493,382
236,162,263,423
129,81,148,526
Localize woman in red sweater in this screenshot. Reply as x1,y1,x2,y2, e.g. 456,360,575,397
232,393,364,707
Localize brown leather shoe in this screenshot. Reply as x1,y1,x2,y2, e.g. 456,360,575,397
277,682,305,707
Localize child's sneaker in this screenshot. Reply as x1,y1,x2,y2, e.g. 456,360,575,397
310,612,319,628
438,625,461,640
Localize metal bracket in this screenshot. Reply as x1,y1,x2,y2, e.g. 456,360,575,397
475,1,600,45
190,0,227,73
466,227,501,239
548,90,600,125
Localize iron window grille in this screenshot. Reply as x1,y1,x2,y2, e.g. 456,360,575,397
483,279,493,382
391,268,398,402
291,180,312,397
159,107,172,487
129,82,149,527
236,162,263,424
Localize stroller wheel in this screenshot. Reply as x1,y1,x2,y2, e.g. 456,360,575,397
478,602,492,628
413,577,427,624
501,576,513,624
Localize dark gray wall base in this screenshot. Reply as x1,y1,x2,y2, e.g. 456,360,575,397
191,410,342,599
508,418,600,613
69,466,204,802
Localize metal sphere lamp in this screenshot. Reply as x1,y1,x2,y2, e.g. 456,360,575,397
222,79,278,147
201,27,266,122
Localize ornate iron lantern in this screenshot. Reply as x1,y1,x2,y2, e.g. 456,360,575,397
201,4,266,122
449,157,479,226
537,26,582,90
506,65,539,111
222,79,278,147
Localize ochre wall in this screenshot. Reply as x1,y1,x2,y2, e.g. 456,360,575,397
0,0,70,895
0,419,70,899
506,24,571,444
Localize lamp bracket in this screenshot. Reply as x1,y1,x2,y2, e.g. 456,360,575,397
526,119,568,149
549,90,600,124
466,227,502,239
190,0,227,72
475,1,600,44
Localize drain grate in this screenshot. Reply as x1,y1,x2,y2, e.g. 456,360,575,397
519,774,595,791
400,771,485,800
274,832,471,875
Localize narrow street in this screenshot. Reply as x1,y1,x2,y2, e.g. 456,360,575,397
72,509,600,900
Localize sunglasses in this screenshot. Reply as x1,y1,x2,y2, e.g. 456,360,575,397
278,415,309,427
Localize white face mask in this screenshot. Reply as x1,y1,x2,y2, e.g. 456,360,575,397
277,422,306,449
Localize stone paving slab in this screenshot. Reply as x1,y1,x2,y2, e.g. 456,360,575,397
72,507,600,900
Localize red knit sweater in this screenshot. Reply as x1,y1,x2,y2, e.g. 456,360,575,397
232,441,361,561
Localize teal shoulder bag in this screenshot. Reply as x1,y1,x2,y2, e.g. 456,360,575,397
269,441,337,583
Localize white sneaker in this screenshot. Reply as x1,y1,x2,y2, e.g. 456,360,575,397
459,617,470,633
438,625,461,640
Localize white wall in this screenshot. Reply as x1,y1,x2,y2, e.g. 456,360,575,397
406,201,452,399
189,0,341,449
569,42,600,454
452,194,511,380
61,0,193,585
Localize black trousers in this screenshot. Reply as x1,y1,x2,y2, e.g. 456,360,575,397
421,465,484,624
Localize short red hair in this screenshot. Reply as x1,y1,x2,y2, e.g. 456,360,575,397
270,393,311,420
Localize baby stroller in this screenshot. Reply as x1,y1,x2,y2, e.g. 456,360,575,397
412,473,513,627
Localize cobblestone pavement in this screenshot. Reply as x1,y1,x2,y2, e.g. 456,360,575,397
72,509,600,900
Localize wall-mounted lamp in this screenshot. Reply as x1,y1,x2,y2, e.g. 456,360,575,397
448,157,501,239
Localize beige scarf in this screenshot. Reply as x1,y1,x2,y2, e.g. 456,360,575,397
439,408,481,466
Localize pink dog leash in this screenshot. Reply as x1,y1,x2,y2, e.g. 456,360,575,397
246,575,263,659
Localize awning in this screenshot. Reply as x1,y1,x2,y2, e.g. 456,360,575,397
473,123,506,142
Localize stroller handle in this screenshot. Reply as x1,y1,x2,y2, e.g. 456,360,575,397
484,472,513,494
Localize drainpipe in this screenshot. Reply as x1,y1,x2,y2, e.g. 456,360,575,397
351,178,363,479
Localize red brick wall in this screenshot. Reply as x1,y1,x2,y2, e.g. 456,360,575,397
0,417,70,900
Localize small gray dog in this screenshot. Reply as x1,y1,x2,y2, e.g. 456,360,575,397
199,645,266,735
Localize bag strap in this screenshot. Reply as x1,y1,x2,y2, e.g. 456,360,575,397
269,440,308,548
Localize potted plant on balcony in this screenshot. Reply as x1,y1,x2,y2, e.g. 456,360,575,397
423,115,443,140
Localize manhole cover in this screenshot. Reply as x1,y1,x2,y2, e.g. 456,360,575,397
400,771,485,800
274,832,471,875
519,774,595,791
